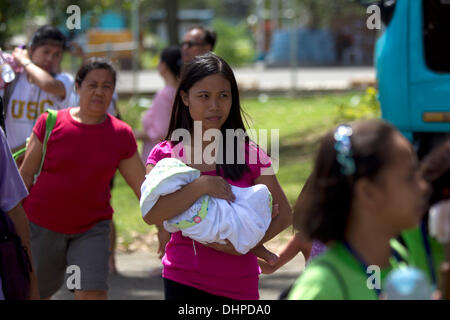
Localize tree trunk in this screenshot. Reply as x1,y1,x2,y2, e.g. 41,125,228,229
165,0,179,45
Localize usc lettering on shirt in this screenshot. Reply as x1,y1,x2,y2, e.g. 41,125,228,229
10,99,54,120
2,72,74,149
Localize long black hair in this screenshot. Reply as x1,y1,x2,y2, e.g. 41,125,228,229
165,53,250,181
160,46,182,78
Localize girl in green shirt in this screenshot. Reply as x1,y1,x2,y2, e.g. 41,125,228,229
288,119,430,300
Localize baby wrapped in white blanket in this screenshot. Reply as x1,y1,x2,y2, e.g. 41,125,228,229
140,158,273,254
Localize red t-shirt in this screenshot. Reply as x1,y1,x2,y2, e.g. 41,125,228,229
147,140,272,300
23,108,137,234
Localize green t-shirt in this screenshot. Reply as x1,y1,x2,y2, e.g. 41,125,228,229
401,226,445,286
288,240,408,300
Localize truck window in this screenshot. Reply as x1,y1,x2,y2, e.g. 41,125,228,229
423,0,450,73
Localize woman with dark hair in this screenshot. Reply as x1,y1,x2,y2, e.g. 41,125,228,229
19,57,145,300
399,138,450,287
288,119,429,299
142,53,292,300
135,46,182,163
1,25,74,166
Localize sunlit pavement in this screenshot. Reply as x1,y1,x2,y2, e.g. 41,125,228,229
52,251,305,300
116,66,375,96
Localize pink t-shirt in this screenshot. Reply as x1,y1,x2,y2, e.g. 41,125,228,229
24,108,137,234
141,85,176,162
147,140,272,300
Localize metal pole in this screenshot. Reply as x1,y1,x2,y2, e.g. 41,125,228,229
47,0,55,24
131,0,140,98
271,0,279,31
288,0,297,96
256,0,266,62
165,0,179,46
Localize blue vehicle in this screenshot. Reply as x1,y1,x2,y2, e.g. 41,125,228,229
371,0,450,157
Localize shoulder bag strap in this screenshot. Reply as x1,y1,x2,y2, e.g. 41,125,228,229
34,109,57,183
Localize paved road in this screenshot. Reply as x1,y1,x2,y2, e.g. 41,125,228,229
52,251,305,300
116,66,375,95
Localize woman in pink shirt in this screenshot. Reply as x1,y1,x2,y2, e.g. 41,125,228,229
135,46,181,162
142,53,292,300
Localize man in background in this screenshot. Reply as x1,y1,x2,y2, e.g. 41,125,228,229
181,25,217,63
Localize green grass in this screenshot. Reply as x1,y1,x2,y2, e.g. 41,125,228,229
241,93,357,203
111,174,150,247
112,92,365,247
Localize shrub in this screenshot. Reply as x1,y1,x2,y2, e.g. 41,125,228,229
335,87,381,122
212,18,255,66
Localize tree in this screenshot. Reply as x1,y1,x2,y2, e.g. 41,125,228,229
165,0,179,45
295,0,366,29
0,0,28,47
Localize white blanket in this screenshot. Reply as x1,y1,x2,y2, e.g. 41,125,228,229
140,158,272,254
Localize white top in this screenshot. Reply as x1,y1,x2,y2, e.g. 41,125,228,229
140,158,272,254
429,199,450,243
1,72,74,149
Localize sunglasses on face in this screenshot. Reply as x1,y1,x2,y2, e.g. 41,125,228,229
181,41,205,48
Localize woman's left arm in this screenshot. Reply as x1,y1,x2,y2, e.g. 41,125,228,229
118,151,146,198
255,168,292,244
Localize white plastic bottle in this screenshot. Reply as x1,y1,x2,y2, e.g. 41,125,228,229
0,50,16,83
385,267,433,300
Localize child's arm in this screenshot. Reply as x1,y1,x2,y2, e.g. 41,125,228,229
251,244,279,266
254,169,293,244
156,224,171,259
258,232,312,274
143,164,236,225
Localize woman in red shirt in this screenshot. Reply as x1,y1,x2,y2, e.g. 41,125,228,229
20,58,145,300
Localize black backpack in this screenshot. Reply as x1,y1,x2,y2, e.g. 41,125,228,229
0,96,5,134
0,208,32,300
